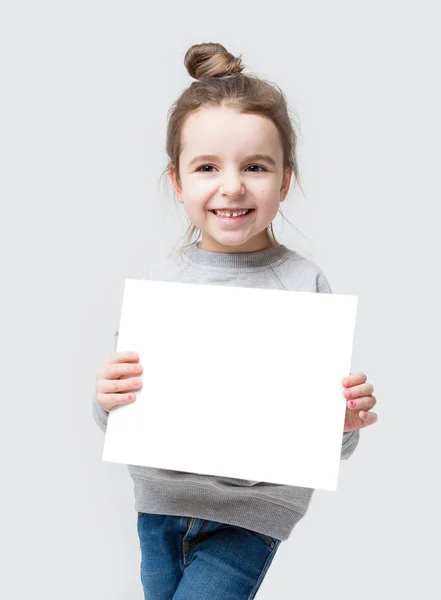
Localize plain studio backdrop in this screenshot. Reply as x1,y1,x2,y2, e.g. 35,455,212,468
1,1,439,598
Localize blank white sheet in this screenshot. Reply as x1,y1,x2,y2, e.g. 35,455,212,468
102,279,358,491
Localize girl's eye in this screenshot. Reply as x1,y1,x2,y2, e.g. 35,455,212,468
196,164,267,173
197,165,216,172
247,164,266,172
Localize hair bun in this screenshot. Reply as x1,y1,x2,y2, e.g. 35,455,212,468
184,42,245,80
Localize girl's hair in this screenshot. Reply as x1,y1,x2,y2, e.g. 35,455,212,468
160,42,306,257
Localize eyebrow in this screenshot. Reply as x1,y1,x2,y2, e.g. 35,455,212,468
187,153,277,168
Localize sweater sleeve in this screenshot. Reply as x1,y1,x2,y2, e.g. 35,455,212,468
91,329,118,433
92,391,109,433
316,269,361,460
340,429,360,459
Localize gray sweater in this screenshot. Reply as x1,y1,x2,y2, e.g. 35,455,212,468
92,241,360,541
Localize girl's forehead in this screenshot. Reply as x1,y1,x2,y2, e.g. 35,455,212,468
186,105,269,126
181,108,282,154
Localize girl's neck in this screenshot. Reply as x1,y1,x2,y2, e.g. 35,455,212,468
197,233,279,254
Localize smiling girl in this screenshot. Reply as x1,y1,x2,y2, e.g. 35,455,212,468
93,42,378,599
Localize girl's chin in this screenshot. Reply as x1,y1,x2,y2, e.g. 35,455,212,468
200,229,274,252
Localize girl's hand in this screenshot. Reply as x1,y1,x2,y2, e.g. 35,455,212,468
342,372,378,432
96,351,143,412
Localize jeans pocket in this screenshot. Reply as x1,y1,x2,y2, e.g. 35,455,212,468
252,530,277,549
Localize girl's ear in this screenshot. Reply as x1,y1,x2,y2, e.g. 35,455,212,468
280,167,292,203
169,165,183,203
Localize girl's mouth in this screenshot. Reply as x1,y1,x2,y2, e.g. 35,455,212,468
209,209,255,222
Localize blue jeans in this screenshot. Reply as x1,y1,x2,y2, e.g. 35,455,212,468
137,512,282,599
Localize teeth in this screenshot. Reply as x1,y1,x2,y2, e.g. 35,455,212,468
214,209,250,217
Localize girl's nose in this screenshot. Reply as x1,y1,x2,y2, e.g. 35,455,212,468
220,181,245,197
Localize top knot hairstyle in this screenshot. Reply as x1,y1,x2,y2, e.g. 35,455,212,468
161,42,304,254
184,42,245,80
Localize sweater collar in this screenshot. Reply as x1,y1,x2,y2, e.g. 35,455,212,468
181,241,291,269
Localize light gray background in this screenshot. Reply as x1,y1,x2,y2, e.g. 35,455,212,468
1,1,439,598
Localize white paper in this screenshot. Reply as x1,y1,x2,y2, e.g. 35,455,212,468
102,279,358,491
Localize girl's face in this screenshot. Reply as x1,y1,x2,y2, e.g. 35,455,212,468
169,106,292,253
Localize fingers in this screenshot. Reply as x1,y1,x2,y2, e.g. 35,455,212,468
358,410,378,426
97,353,142,382
346,394,376,411
96,375,142,411
104,351,140,372
109,359,143,381
97,390,138,411
346,394,378,427
344,382,374,399
342,372,367,387
100,374,143,395
96,352,143,411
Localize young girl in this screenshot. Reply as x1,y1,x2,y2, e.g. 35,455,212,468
93,42,378,599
